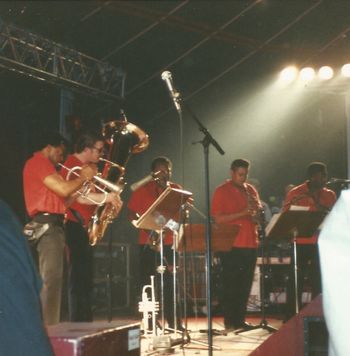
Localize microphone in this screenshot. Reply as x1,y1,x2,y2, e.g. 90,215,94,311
130,171,161,191
161,71,181,112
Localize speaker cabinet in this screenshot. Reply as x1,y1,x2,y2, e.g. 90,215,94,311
92,243,131,314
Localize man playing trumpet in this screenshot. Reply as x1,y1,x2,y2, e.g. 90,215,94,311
23,131,96,325
61,132,123,322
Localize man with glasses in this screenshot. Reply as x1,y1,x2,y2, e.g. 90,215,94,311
62,132,123,321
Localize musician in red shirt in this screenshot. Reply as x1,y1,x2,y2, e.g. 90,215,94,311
283,162,336,320
211,159,262,330
127,156,183,331
62,132,122,322
23,131,95,325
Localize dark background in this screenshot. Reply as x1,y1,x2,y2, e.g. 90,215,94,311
0,0,349,316
0,1,348,222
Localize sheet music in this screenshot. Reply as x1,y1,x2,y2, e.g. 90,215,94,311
132,186,193,231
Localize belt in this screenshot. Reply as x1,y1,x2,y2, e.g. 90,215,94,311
33,212,65,225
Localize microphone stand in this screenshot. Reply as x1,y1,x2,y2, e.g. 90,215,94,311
178,99,224,356
162,73,224,355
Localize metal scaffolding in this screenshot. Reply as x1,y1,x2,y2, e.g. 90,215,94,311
0,20,125,101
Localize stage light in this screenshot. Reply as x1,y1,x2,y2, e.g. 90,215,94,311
318,66,334,80
279,66,298,83
299,67,315,82
341,64,350,77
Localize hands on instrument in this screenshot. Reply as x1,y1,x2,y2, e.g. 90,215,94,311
80,164,98,182
106,192,123,211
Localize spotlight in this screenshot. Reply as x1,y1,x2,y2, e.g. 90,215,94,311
279,66,298,83
318,66,334,80
299,67,315,82
341,64,350,77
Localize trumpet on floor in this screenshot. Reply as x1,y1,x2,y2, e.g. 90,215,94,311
138,276,159,336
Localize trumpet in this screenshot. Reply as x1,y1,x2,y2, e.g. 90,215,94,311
138,275,159,335
58,161,122,205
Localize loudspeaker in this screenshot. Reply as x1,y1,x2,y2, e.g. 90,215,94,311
251,295,326,356
92,242,131,314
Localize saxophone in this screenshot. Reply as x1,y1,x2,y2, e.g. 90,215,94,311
245,184,264,225
88,115,149,245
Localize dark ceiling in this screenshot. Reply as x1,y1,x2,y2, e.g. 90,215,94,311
2,1,350,122
1,1,350,219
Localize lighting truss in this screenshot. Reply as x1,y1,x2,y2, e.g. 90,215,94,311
0,20,125,101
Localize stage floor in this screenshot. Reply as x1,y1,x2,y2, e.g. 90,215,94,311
140,315,283,355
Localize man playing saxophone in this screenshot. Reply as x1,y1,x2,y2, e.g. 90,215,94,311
211,158,262,330
61,132,123,322
282,161,336,321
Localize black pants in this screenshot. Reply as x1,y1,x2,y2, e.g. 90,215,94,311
220,248,257,328
139,244,182,328
65,221,93,322
285,244,321,321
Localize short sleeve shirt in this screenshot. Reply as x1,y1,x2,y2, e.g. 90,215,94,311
283,182,336,244
23,151,65,217
211,180,259,248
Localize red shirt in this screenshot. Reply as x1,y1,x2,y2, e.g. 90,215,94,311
283,182,336,244
211,180,260,248
23,151,65,217
127,180,181,245
61,155,96,226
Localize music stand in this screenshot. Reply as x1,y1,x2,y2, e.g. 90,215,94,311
133,186,192,232
133,186,193,336
265,210,326,314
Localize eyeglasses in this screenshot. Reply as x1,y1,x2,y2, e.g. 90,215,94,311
91,146,104,154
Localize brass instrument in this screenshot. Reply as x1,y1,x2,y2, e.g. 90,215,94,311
245,184,264,225
88,117,149,245
138,275,159,336
59,162,122,205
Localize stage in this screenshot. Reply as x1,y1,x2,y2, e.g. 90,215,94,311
54,295,326,355
46,315,282,355
140,316,283,355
